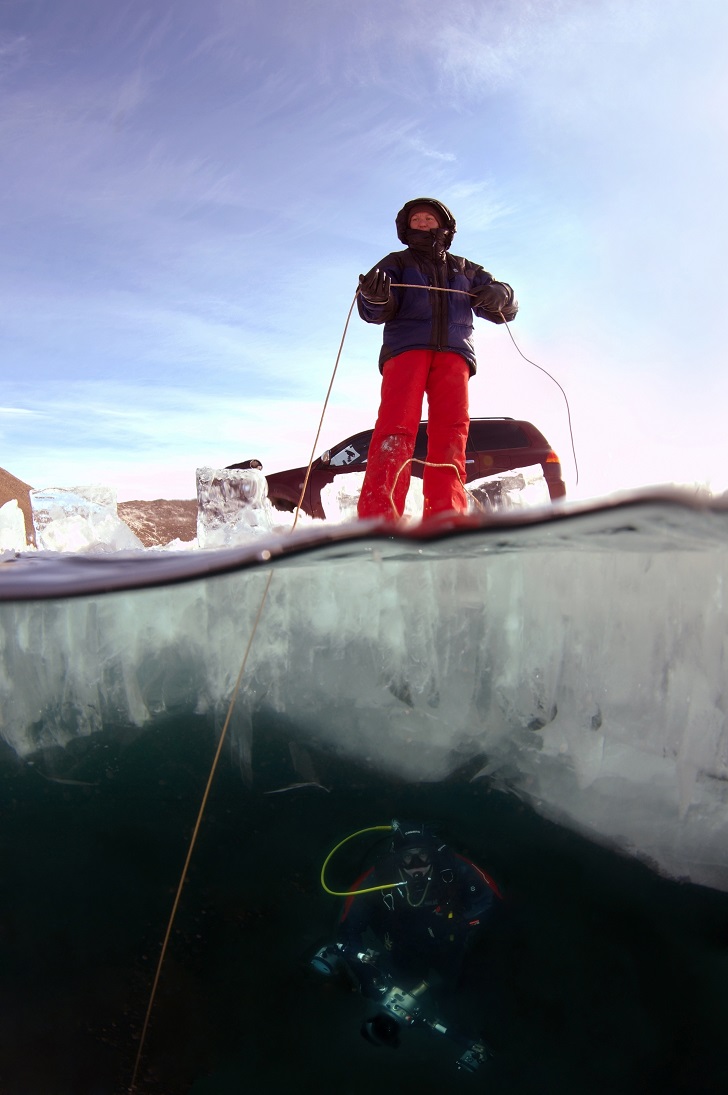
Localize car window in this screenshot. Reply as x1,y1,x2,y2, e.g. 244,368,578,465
413,424,428,461
467,421,531,450
329,434,371,467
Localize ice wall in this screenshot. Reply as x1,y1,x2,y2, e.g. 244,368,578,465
0,496,726,891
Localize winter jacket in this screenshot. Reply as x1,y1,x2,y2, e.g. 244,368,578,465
358,198,518,375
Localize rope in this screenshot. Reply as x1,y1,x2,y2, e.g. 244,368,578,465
129,294,361,1091
388,456,467,519
292,291,359,530
128,570,273,1094
128,278,574,1089
387,281,579,484
499,320,580,484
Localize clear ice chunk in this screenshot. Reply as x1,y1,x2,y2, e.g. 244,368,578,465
196,467,274,548
30,485,143,552
468,466,551,513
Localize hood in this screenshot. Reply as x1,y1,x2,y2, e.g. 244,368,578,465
395,198,456,249
389,819,442,853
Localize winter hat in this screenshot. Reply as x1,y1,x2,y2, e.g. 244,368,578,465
407,202,444,226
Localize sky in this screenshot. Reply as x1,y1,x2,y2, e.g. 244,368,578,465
1,0,727,502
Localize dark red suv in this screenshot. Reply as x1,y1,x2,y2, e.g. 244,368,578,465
228,418,566,518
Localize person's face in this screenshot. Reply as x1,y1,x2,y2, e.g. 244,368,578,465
401,847,431,877
409,210,440,231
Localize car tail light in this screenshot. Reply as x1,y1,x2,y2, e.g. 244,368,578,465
545,450,561,464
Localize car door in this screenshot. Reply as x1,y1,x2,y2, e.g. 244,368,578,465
310,430,373,516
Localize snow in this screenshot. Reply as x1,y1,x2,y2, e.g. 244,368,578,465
0,499,26,552
1,473,726,893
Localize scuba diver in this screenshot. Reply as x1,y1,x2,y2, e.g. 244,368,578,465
312,819,500,1071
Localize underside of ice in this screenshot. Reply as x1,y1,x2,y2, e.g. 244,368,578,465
1,495,726,893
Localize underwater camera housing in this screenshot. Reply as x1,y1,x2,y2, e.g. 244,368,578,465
362,979,487,1070
456,1041,489,1073
362,979,489,1071
310,943,489,1072
310,942,347,977
361,980,430,1047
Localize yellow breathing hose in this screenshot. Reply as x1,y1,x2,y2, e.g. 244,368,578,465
320,824,407,897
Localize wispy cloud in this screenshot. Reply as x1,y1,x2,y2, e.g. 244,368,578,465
404,136,456,163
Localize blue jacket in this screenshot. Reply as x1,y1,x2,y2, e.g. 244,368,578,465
357,241,517,375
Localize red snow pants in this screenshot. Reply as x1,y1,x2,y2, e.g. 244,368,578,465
357,349,470,521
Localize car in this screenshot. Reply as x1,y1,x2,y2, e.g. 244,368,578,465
227,418,566,519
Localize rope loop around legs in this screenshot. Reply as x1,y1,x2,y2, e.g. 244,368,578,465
388,456,468,519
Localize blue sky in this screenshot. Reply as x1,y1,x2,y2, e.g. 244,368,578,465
1,0,726,501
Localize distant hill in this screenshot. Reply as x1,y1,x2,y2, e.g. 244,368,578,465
117,499,197,547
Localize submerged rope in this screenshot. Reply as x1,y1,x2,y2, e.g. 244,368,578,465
129,295,361,1091
128,570,273,1093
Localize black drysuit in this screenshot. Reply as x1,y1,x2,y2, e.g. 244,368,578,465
336,848,498,995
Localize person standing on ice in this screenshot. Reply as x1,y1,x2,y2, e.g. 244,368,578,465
356,198,518,520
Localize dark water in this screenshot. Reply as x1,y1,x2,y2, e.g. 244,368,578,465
1,712,726,1095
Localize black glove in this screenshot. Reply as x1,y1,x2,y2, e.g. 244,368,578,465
359,268,391,304
472,281,512,313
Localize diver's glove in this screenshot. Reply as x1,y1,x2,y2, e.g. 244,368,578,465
472,281,518,321
359,268,391,304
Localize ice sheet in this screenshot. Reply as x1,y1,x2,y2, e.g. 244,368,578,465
0,492,727,891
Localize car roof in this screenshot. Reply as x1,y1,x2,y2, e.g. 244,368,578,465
335,417,551,448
